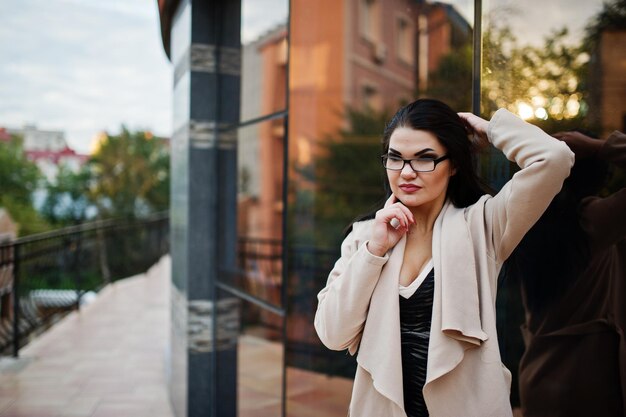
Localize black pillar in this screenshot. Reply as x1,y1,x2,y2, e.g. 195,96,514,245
168,0,241,416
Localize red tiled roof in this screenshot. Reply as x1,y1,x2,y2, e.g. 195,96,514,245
0,128,11,142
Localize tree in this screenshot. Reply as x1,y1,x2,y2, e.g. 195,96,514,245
481,14,590,133
424,44,473,112
87,127,170,219
293,107,389,248
0,136,49,235
41,164,93,226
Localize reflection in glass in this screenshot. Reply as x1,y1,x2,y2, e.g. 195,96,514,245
286,1,475,416
285,366,353,417
483,0,626,414
508,130,626,417
231,118,285,306
240,0,288,122
216,293,284,417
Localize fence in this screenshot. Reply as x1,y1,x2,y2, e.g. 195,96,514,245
0,212,169,357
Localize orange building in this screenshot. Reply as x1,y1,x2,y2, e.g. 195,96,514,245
239,0,472,243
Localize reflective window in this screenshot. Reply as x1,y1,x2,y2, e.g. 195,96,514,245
218,118,285,307
216,291,284,417
240,0,288,123
482,0,626,414
286,1,474,415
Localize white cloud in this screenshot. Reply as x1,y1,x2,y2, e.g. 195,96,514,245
0,0,172,153
241,0,288,43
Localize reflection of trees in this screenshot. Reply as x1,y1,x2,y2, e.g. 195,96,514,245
424,44,473,112
292,107,389,249
482,21,589,132
583,0,626,47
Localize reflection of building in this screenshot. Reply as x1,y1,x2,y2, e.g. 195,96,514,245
238,25,287,241
290,0,417,173
594,30,626,136
237,0,472,244
158,1,626,416
416,1,472,91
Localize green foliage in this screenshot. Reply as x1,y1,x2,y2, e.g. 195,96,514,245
41,164,92,226
42,127,170,225
294,107,389,248
482,23,589,127
82,127,169,220
0,136,49,235
423,44,473,112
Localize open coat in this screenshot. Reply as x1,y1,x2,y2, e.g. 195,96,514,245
314,109,575,417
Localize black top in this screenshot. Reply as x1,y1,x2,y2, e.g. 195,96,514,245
399,268,435,417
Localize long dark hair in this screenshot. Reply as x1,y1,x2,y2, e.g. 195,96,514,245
345,98,491,235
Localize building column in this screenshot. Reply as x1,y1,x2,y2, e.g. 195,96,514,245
167,0,241,416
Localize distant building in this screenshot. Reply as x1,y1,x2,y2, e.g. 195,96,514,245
6,125,89,182
0,128,10,143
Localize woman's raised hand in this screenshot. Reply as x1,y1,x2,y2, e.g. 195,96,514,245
367,194,415,257
458,112,490,150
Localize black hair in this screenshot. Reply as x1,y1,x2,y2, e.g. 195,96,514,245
345,98,491,235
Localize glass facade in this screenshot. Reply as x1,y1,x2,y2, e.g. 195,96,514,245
165,0,626,415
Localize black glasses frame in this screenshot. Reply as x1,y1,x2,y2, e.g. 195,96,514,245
380,154,450,172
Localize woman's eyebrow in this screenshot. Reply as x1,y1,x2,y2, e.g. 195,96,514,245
388,147,435,157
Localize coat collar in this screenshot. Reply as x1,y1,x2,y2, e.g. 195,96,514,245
356,200,488,410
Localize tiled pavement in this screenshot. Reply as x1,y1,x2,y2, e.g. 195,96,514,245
0,256,355,417
0,257,174,417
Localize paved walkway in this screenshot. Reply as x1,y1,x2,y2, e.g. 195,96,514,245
0,255,357,417
0,257,174,417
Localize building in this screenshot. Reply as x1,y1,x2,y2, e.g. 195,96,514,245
5,125,88,182
155,0,625,416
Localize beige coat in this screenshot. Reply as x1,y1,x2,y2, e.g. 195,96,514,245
314,109,575,417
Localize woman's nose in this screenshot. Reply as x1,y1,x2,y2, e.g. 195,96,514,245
401,163,417,178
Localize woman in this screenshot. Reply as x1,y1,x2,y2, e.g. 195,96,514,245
314,99,574,417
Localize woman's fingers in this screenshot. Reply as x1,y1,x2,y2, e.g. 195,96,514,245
384,206,414,231
458,112,489,149
384,193,398,208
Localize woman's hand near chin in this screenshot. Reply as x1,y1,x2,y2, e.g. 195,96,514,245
368,194,415,257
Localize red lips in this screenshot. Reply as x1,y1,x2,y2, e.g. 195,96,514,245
399,184,422,192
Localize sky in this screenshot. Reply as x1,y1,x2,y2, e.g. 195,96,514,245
0,0,173,154
0,0,602,155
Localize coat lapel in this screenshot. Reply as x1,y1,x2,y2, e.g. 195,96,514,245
355,201,489,408
426,201,488,386
356,234,406,412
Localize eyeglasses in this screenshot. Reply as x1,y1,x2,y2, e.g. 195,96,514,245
381,154,450,172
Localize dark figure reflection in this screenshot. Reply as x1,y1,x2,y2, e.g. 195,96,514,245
506,130,626,417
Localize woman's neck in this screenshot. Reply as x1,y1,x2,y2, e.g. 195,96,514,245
408,197,446,234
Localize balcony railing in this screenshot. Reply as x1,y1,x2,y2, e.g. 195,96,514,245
0,212,169,357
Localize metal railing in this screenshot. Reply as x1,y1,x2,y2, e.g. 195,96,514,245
0,212,169,357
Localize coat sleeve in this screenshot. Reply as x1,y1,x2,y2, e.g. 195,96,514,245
314,225,389,353
483,109,575,263
579,131,626,251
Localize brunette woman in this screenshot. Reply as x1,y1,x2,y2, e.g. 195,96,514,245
314,98,574,417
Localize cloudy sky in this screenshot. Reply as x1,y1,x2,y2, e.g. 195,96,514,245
0,0,172,154
0,0,602,155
